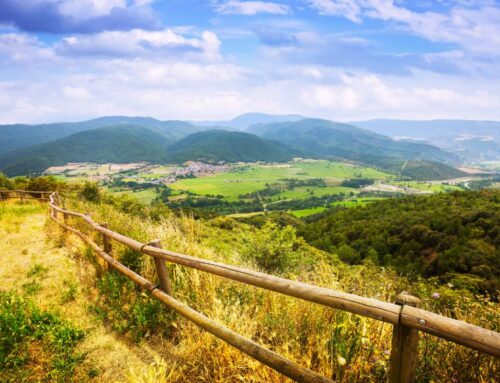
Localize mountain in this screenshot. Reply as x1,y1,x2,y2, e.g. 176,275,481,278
351,119,500,161
0,125,173,176
165,130,295,164
192,113,305,130
246,118,463,179
0,116,204,156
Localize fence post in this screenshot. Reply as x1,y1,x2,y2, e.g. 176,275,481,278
101,223,112,254
389,293,421,383
20,191,24,203
150,239,173,296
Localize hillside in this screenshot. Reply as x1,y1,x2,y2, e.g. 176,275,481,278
165,130,295,163
247,119,464,179
300,190,500,293
0,125,173,176
351,119,500,161
193,112,305,130
1,185,498,382
351,119,500,142
0,117,204,156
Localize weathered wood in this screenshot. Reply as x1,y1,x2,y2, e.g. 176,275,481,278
47,194,500,358
49,202,401,323
401,305,500,358
101,223,112,254
150,239,174,296
51,216,334,383
389,293,421,383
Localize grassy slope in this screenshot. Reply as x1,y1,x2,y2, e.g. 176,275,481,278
1,198,498,382
0,201,164,382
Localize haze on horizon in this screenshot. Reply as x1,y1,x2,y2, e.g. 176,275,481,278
1,0,500,124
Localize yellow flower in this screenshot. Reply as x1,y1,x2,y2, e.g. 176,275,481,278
337,356,347,366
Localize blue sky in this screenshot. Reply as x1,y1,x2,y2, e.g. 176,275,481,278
0,0,499,123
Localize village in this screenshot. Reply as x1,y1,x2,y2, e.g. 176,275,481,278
45,161,231,186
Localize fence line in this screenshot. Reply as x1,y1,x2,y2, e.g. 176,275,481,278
1,190,499,383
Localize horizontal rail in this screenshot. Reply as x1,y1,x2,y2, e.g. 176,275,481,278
401,306,500,357
47,196,500,358
0,189,53,194
50,202,401,324
51,215,333,383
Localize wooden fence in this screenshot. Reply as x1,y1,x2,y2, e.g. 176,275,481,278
2,190,499,382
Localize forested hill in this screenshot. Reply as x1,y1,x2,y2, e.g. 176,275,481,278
299,190,500,293
0,125,173,176
165,130,295,163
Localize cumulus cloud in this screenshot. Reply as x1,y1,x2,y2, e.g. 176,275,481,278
0,0,161,33
307,0,500,57
55,29,221,61
214,1,291,15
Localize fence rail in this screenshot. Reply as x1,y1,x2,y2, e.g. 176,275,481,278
2,190,499,383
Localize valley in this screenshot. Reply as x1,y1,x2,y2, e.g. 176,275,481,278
44,158,494,217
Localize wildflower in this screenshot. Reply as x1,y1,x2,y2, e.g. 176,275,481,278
337,356,346,366
431,292,440,299
447,283,454,288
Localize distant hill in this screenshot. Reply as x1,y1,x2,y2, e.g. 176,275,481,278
0,125,173,176
0,116,205,156
300,190,500,293
192,113,305,130
247,118,463,179
351,119,500,160
165,130,295,164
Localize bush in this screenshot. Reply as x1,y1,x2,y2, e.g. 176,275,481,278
79,182,101,203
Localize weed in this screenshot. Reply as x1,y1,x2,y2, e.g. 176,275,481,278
61,280,78,303
0,290,86,382
27,263,48,278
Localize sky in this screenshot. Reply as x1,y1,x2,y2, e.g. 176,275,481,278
0,0,499,124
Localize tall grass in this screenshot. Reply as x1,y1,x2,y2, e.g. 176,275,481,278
59,197,499,382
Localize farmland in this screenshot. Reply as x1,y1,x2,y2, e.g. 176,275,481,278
44,159,477,216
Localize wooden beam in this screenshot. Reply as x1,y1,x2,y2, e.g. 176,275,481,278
150,239,174,296
389,293,421,383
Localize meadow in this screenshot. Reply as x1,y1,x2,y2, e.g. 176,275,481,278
47,159,470,216
169,161,392,202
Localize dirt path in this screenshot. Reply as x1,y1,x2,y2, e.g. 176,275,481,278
0,201,166,383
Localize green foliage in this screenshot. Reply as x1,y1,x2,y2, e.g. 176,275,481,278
166,130,295,164
248,118,463,180
0,125,174,176
79,181,101,203
244,222,306,273
91,273,174,342
0,172,12,189
300,190,500,293
0,290,85,382
340,178,374,188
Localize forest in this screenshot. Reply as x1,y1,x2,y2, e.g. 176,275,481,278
300,190,500,293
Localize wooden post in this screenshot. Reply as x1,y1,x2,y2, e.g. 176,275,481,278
20,191,24,203
150,239,173,296
389,293,421,383
101,223,112,254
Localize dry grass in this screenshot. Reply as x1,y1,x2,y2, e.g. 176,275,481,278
0,200,166,382
2,198,498,382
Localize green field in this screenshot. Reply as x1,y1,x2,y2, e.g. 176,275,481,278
290,207,327,217
107,187,159,203
390,181,463,192
170,161,392,201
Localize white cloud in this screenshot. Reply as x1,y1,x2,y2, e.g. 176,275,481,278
308,0,362,22
0,33,54,62
56,29,221,61
59,0,127,19
215,1,291,15
307,0,500,57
